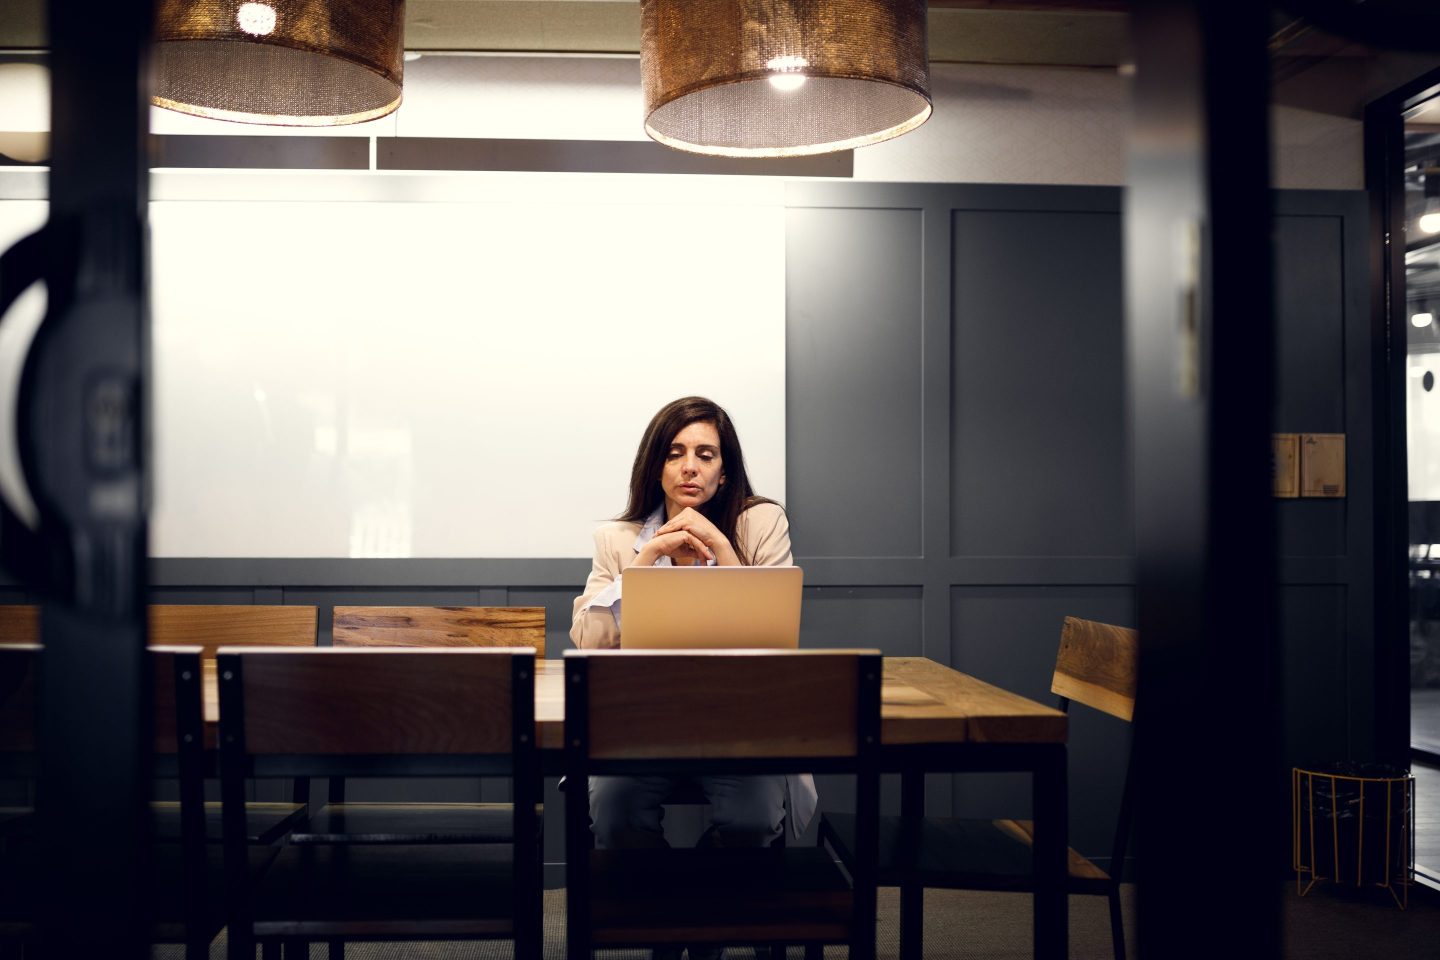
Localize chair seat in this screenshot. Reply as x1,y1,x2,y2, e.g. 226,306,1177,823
822,813,1111,892
588,846,853,946
289,802,535,844
250,843,517,939
150,800,305,845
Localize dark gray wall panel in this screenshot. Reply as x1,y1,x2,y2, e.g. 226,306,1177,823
1280,585,1349,767
1275,213,1349,559
951,210,1129,560
786,206,924,558
1277,498,1347,559
1274,215,1347,432
950,586,1134,859
798,586,923,656
147,587,260,605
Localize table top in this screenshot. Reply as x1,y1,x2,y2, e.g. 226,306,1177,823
202,655,1066,752
532,656,1065,751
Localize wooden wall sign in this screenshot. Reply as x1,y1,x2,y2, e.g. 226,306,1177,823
1300,433,1345,498
1272,434,1299,498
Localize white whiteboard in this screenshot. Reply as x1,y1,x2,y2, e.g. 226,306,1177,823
0,174,787,557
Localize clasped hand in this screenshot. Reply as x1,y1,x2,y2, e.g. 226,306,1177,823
631,508,740,568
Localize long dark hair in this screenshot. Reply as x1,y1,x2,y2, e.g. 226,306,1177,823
619,396,776,565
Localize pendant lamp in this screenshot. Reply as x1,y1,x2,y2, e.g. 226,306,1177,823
152,0,405,126
640,0,932,158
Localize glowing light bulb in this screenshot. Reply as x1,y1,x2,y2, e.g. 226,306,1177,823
766,55,808,92
237,2,277,36
1413,312,1435,328
1421,212,1440,235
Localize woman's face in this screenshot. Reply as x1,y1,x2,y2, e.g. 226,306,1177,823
660,420,725,518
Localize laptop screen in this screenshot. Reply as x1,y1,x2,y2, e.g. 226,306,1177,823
620,566,804,649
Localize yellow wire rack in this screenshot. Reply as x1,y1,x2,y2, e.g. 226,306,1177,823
1292,765,1415,909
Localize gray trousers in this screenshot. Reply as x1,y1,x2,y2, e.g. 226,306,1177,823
587,774,786,850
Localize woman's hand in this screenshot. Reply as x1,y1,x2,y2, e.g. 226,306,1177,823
630,528,715,568
657,508,740,566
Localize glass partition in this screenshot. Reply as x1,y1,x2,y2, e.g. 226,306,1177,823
1403,88,1440,886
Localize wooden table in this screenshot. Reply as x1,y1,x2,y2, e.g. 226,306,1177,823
205,655,1069,960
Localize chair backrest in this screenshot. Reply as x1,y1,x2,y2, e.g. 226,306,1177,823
215,647,540,949
0,644,203,757
149,604,317,656
218,647,532,762
0,606,38,645
332,605,545,656
566,649,881,764
0,644,37,755
1051,616,1138,722
1,604,318,652
150,605,317,715
150,646,204,753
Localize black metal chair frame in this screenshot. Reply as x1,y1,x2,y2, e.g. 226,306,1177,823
563,651,882,960
821,695,1130,960
217,649,541,960
0,646,219,960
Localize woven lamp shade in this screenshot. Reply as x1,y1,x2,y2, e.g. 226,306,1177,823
641,0,931,157
152,0,405,126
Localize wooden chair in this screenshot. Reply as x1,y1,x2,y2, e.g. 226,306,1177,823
564,649,882,960
0,645,251,960
303,605,546,844
0,604,317,848
332,605,545,654
217,647,541,960
820,616,1138,960
0,606,37,645
147,604,318,845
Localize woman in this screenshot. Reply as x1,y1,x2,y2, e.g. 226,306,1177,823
570,396,816,858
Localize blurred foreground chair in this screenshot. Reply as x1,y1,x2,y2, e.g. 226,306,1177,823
314,606,547,960
218,646,541,960
301,605,545,843
564,649,881,960
0,606,37,645
0,645,268,959
0,605,317,850
148,604,318,847
820,616,1137,960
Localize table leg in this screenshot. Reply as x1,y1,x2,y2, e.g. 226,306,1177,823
1033,744,1068,960
899,768,924,960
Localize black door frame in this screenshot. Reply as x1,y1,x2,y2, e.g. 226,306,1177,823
1366,65,1440,768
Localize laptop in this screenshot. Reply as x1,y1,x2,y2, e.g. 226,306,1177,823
620,565,804,649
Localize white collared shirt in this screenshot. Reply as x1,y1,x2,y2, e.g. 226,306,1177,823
584,505,716,627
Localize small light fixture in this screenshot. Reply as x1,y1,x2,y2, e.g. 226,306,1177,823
151,0,406,126
1413,311,1435,329
640,0,932,157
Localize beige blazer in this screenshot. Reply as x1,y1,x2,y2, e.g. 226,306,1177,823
568,501,816,836
570,500,793,650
